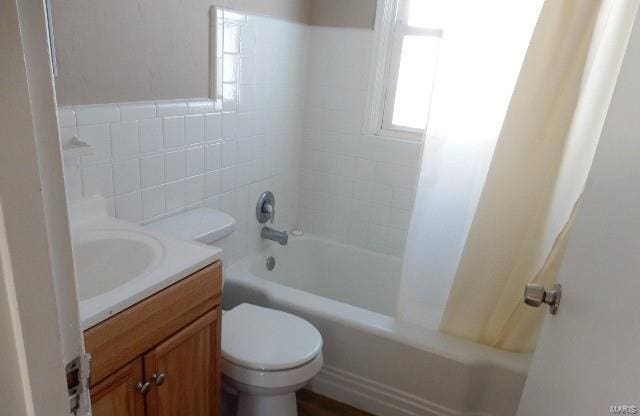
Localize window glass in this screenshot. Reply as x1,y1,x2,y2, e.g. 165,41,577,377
407,0,446,29
391,35,440,130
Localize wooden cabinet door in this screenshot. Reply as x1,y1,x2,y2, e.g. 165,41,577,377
91,358,145,416
144,308,221,416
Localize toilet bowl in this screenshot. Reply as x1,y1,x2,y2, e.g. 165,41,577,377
222,303,323,416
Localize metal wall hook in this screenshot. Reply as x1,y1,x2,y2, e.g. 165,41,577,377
524,283,562,315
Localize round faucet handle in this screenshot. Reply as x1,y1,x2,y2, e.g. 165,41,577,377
256,191,275,224
262,203,274,223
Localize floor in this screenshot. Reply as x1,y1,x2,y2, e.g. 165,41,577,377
297,389,375,416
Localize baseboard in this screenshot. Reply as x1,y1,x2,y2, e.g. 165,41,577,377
308,365,491,416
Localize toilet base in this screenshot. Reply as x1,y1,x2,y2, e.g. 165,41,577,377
221,352,323,416
237,391,297,416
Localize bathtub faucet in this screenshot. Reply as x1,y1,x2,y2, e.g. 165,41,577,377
256,191,287,244
261,226,288,245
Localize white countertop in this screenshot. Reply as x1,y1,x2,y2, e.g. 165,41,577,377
71,199,221,330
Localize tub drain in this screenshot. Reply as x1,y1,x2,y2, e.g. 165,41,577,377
266,256,276,271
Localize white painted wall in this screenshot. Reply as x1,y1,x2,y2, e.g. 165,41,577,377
52,0,376,106
52,0,311,105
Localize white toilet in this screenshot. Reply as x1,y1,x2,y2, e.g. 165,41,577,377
146,208,323,416
222,303,323,416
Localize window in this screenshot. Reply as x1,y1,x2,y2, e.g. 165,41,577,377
364,0,445,139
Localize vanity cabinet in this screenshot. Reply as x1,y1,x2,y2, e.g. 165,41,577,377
85,262,222,416
144,311,219,415
91,358,145,416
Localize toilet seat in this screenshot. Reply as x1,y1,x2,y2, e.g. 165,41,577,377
222,353,323,389
222,304,323,371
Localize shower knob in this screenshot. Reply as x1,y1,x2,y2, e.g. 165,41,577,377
256,191,275,224
524,283,562,315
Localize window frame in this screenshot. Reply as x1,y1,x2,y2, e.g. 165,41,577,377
363,0,443,141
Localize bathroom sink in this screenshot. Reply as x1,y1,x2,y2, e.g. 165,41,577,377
73,229,164,300
68,198,221,329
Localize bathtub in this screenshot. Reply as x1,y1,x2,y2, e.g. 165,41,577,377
223,234,530,416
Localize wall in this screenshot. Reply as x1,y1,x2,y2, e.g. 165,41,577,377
309,0,376,29
299,25,421,256
52,0,310,105
217,0,310,22
58,3,420,260
60,10,308,265
52,0,376,106
52,0,373,106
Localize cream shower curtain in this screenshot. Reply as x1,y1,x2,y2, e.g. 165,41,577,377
439,0,638,352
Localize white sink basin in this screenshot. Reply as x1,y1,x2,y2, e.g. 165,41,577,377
69,198,221,329
73,229,164,301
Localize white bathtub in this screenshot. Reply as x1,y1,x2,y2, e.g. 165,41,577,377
223,234,530,416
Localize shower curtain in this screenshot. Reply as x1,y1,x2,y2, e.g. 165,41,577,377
438,0,638,352
396,0,544,329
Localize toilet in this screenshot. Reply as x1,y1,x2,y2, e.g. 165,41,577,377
146,207,323,416
222,303,323,416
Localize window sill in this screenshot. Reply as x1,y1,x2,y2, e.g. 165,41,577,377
365,127,424,142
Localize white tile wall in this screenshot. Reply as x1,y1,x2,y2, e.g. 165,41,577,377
59,13,420,262
299,26,421,256
59,10,308,265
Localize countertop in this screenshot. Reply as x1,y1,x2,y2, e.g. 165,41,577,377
70,199,221,330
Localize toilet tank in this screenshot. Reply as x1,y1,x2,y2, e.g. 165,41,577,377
144,208,236,244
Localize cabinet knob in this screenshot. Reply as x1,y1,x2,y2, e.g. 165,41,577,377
153,372,166,386
136,381,151,394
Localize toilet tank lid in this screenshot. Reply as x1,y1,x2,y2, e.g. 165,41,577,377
144,208,236,244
